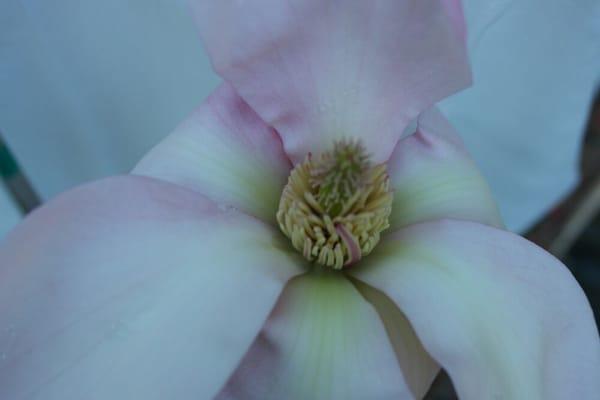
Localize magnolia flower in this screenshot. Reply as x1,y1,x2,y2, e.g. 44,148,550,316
1,1,599,399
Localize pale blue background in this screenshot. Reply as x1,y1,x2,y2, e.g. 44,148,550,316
1,0,599,236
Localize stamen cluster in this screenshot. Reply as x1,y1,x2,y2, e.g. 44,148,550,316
277,140,393,269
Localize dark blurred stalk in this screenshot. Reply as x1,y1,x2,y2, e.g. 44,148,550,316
0,132,41,214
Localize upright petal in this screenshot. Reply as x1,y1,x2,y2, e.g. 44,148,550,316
388,108,502,230
352,220,600,399
441,0,467,41
218,271,416,400
0,176,303,399
191,0,471,163
134,83,291,225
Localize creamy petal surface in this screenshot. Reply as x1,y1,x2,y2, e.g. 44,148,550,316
0,176,303,399
352,219,600,399
134,83,291,225
388,108,502,230
218,272,416,400
191,0,471,163
351,279,440,398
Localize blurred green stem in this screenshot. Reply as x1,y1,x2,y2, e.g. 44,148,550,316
0,132,41,214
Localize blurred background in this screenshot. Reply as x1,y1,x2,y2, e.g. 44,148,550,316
1,1,599,398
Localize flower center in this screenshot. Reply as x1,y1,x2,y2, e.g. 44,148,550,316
277,140,393,269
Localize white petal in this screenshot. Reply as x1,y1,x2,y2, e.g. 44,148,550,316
134,83,291,225
0,176,303,399
218,271,415,400
352,279,440,398
388,108,502,230
352,220,600,399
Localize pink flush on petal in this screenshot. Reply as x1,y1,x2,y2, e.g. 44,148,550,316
191,0,471,164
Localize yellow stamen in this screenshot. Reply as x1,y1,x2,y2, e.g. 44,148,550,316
276,139,393,269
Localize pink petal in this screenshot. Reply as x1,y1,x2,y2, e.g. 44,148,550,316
217,272,417,399
388,108,502,230
191,0,471,163
352,220,600,399
441,0,467,42
134,83,291,225
0,176,303,399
